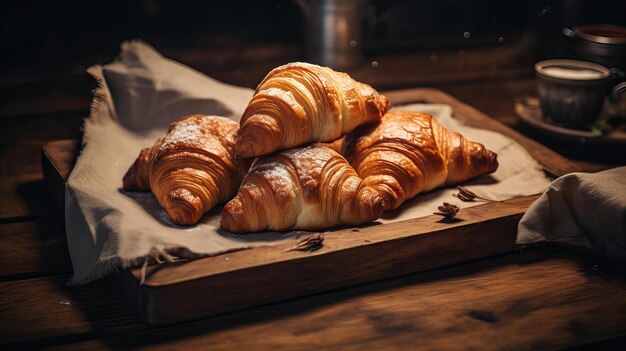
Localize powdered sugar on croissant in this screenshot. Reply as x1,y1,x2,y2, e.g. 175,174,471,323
343,111,498,211
123,114,248,225
221,145,385,233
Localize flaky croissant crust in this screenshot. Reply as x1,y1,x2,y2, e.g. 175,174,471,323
343,111,498,211
123,114,247,226
235,62,391,159
221,145,385,233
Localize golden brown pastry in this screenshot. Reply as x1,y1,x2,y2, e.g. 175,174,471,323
342,111,498,211
122,138,162,191
123,114,248,225
235,62,391,159
221,145,386,233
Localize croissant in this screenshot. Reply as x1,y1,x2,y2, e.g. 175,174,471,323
342,111,499,211
122,138,162,191
123,114,248,225
234,62,391,159
221,145,386,233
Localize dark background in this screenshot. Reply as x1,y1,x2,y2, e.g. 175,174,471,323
1,3,626,349
2,0,625,80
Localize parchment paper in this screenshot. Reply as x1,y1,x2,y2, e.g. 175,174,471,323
65,41,552,284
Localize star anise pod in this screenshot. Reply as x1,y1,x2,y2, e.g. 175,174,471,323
284,233,325,253
454,186,495,202
434,202,460,221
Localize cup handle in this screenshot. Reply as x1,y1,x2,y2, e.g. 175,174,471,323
611,82,626,103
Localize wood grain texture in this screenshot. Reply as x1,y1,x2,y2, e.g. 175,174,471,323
441,78,536,123
0,111,82,220
41,139,79,208
0,166,53,220
348,45,534,91
39,87,583,325
0,218,71,280
0,44,530,118
127,196,532,325
4,247,622,350
0,274,144,347
2,50,623,350
0,111,82,168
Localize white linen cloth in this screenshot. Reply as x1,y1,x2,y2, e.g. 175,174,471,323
65,41,551,284
518,166,626,259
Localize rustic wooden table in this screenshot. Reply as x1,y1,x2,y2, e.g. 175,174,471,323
1,51,626,349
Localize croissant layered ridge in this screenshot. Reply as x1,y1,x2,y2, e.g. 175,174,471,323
122,138,162,191
122,114,248,225
343,111,498,211
235,62,391,159
221,145,386,233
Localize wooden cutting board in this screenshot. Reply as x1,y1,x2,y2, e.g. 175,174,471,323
42,88,580,325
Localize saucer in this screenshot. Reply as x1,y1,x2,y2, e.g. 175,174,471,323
515,96,626,145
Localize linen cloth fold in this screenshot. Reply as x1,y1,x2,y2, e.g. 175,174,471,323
517,166,626,259
65,41,551,284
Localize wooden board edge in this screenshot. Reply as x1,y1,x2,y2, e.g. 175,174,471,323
41,139,79,209
121,195,536,325
130,195,538,286
123,208,524,325
39,88,565,324
41,148,66,209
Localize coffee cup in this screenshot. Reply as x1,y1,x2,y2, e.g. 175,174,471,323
535,59,613,129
